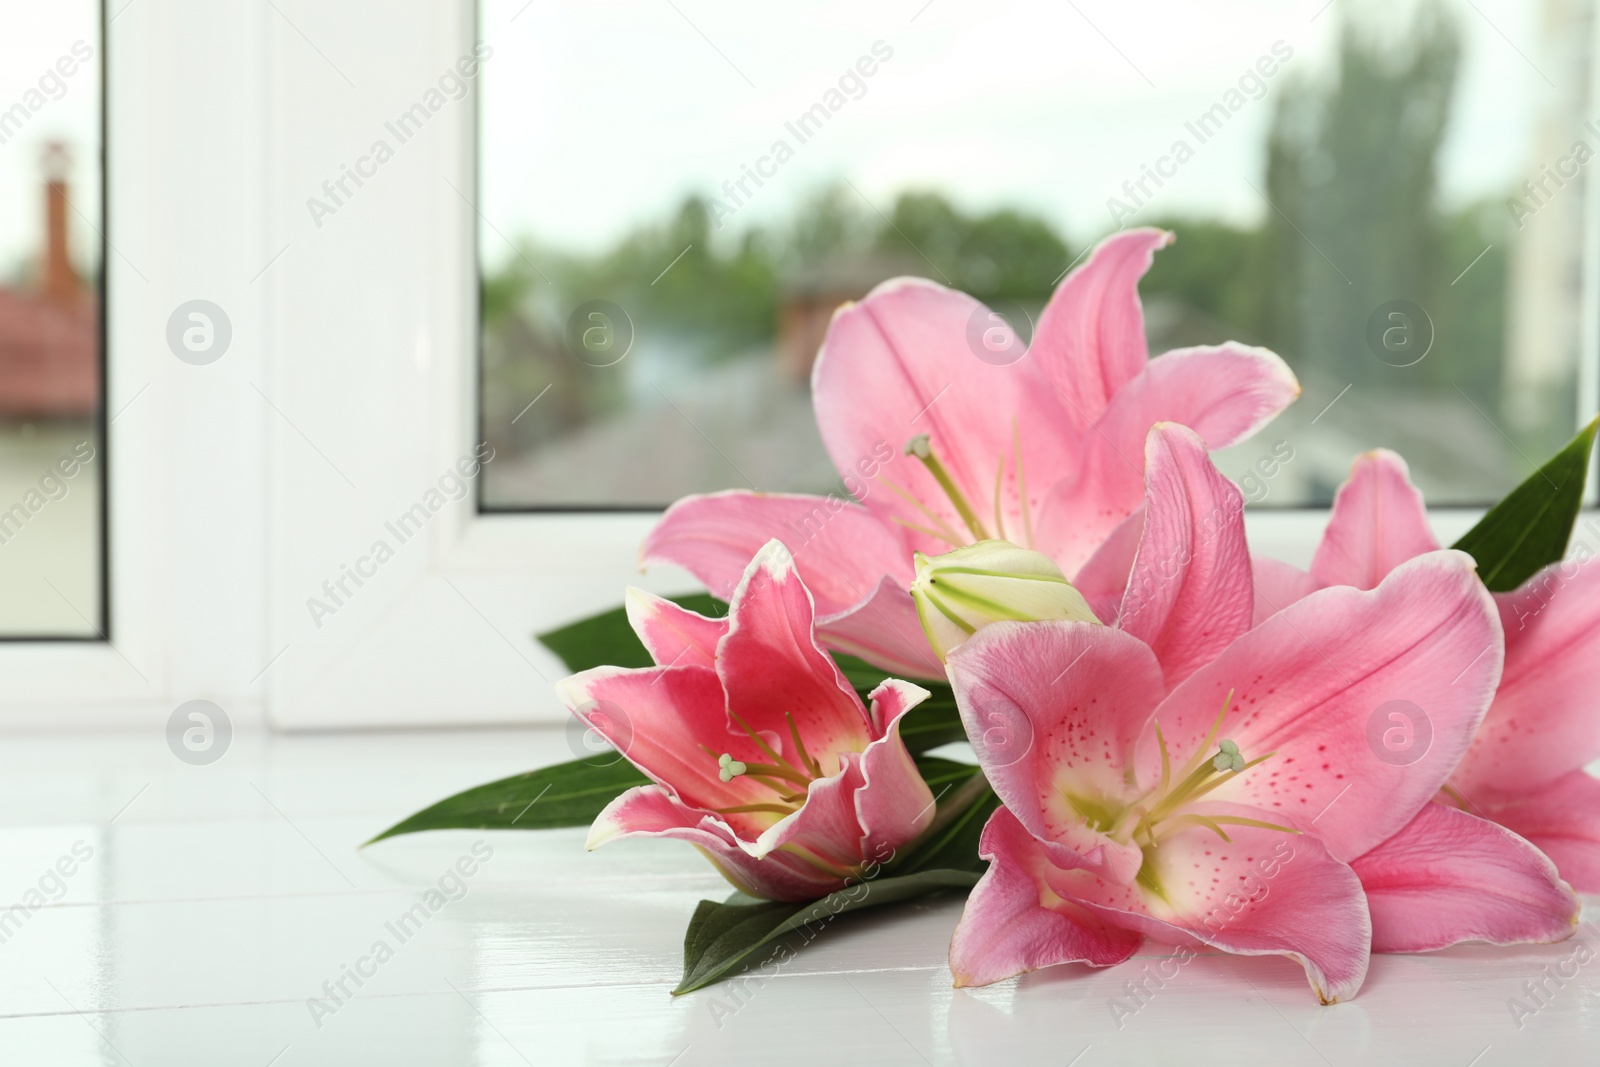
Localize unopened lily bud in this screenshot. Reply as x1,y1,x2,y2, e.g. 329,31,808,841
910,539,1100,661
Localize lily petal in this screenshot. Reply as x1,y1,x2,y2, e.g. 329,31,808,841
854,680,939,860
1030,228,1170,432
1116,424,1253,689
642,489,914,612
588,784,845,901
747,751,868,871
1454,561,1600,794
1036,343,1299,575
748,685,937,872
1151,550,1502,862
717,541,874,769
623,587,725,670
1310,450,1438,590
948,806,1146,988
1071,507,1144,623
865,676,932,737
812,278,1076,555
815,577,945,681
1051,806,1371,1004
1471,772,1600,893
1351,801,1579,952
1251,556,1319,626
557,663,773,820
946,620,1163,885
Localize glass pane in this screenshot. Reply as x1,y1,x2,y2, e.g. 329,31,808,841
478,0,1589,509
0,2,103,635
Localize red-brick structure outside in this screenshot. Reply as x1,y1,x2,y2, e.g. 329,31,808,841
0,142,97,419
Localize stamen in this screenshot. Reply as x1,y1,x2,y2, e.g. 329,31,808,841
1159,812,1234,844
728,708,806,781
1154,722,1172,798
1146,758,1225,824
878,475,966,545
1136,809,1157,849
1012,418,1034,549
786,712,824,780
713,801,794,815
991,451,1007,543
1120,694,1297,893
890,516,964,547
905,435,991,541
1156,814,1301,845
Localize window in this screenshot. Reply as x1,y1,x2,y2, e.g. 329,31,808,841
477,0,1595,511
254,0,1597,728
0,3,103,636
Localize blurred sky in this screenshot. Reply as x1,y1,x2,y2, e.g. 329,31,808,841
480,0,1552,269
0,1,1549,279
0,1,100,282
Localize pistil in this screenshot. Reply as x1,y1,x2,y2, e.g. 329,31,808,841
1103,692,1299,847
705,709,837,819
717,753,747,782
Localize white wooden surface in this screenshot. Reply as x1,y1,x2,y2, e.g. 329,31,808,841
0,726,1592,1066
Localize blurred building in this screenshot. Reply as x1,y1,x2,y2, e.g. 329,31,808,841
1503,0,1595,434
776,251,920,384
0,143,98,419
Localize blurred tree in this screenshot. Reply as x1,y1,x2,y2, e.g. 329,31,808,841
1138,218,1268,346
560,195,781,364
878,190,1069,304
1433,199,1508,402
1263,1,1468,396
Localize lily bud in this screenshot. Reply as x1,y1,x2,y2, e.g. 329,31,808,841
911,539,1100,661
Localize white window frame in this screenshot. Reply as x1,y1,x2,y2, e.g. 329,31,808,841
8,1,1594,730
0,1,277,728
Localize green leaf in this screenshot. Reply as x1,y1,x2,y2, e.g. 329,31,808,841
536,593,723,673
898,702,967,755
674,869,981,995
673,757,995,994
365,757,648,844
1451,417,1598,592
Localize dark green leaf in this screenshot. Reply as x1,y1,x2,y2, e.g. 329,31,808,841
897,698,965,755
889,771,999,875
365,758,648,844
674,869,980,994
1452,417,1598,592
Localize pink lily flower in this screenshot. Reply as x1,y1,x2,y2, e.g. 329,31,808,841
642,229,1299,679
945,425,1576,1002
556,540,937,902
1252,448,1600,896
